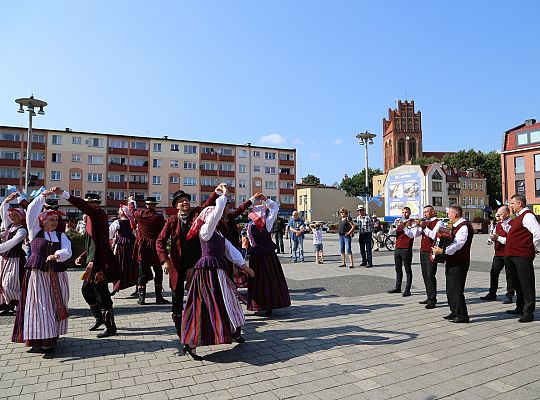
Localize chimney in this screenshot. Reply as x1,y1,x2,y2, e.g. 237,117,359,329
525,119,537,126
65,128,72,132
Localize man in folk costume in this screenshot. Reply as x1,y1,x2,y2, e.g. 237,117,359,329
156,186,220,339
60,189,121,337
388,207,416,297
433,205,474,323
505,194,540,323
131,196,167,305
0,193,28,315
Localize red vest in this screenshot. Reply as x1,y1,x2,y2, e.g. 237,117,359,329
396,221,414,249
506,210,536,258
446,221,474,265
494,221,507,257
420,219,439,252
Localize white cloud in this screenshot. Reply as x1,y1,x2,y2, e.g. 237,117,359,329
308,152,320,158
260,133,286,145
334,138,343,145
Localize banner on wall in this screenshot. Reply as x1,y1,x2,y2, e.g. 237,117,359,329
386,172,422,217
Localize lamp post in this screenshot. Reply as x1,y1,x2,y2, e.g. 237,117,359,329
356,131,377,215
16,95,47,195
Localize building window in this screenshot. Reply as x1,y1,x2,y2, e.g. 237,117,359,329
239,179,246,188
201,194,210,202
515,156,525,174
130,174,147,184
130,158,147,167
0,151,20,159
152,192,162,202
51,135,62,145
239,149,247,158
239,164,246,173
184,145,196,154
254,180,262,187
170,160,179,168
171,144,180,151
468,197,473,205
31,152,44,161
88,155,104,165
88,173,103,182
70,172,81,180
109,156,127,165
462,197,466,206
280,195,294,204
432,181,442,192
474,197,478,205
72,137,82,145
480,183,484,191
219,163,234,172
131,141,147,150
201,177,217,186
170,175,180,184
535,154,540,172
201,147,214,154
32,134,45,143
480,198,484,205
0,168,19,178
279,153,294,161
432,197,443,206
153,143,162,152
72,154,81,162
265,181,277,190
254,165,261,172
71,190,82,197
108,173,126,183
152,176,161,185
536,179,540,197
183,161,196,170
238,195,247,203
474,183,478,190
89,138,104,147
109,139,128,148
108,191,127,201
468,182,472,189
462,182,466,189
152,159,161,168
222,148,233,156
190,194,197,203
265,166,277,174
184,177,197,186
201,162,216,170
253,151,261,158
265,151,276,160
51,171,61,181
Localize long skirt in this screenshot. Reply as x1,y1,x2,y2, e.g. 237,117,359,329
0,257,21,304
181,268,244,346
12,269,69,347
247,251,291,311
113,241,138,292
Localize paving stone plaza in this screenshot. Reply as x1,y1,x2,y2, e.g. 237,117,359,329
0,233,539,400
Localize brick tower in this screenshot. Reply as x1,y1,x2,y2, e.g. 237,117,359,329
382,100,423,173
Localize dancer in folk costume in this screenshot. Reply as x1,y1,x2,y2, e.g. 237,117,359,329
0,193,28,315
131,196,168,305
157,187,220,339
246,194,291,317
109,204,138,295
12,189,71,353
181,188,255,360
63,190,121,338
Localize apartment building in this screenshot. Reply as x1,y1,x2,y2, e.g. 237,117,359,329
0,126,296,217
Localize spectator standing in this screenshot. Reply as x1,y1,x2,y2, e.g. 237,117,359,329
311,223,324,264
272,216,286,254
288,210,306,262
338,207,355,268
356,205,373,268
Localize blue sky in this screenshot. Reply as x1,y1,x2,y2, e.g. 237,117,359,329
1,1,539,185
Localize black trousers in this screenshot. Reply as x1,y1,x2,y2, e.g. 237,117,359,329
505,256,536,316
445,262,469,319
82,281,113,310
420,251,437,303
137,264,164,287
171,278,186,316
274,232,284,253
488,256,515,297
359,232,373,266
394,248,412,290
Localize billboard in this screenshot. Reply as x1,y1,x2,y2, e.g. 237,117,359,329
386,172,422,217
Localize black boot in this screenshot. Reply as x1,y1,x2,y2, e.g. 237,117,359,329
155,284,170,304
172,314,182,338
97,309,117,338
89,305,104,331
182,344,203,361
137,286,146,305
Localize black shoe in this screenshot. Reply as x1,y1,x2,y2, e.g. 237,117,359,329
360,262,367,266
425,303,436,309
183,345,203,361
349,265,354,269
89,305,104,331
419,299,429,305
233,335,246,343
451,318,470,323
156,297,170,304
366,265,373,268
502,296,513,304
518,314,534,323
388,288,401,294
129,289,139,297
443,313,456,320
402,291,411,297
27,347,42,353
41,347,55,354
480,294,497,301
338,264,346,268
506,309,523,315
264,309,273,318
97,310,117,338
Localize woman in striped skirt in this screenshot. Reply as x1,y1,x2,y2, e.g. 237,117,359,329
12,189,72,354
0,193,28,315
109,204,138,295
181,185,254,360
246,195,291,317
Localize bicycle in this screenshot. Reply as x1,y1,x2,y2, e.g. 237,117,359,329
372,229,397,251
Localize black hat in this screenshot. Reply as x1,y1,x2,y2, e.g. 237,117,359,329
172,190,191,207
145,196,159,204
8,203,22,209
84,193,101,204
43,199,59,210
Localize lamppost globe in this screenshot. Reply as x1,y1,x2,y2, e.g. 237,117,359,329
355,131,377,215
15,95,47,195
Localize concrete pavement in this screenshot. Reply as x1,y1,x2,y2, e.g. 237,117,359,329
0,233,539,400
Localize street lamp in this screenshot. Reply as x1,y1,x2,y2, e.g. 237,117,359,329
356,131,377,215
16,95,47,195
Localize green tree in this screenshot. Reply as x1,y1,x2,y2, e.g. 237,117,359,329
411,156,440,165
302,174,320,185
340,168,384,197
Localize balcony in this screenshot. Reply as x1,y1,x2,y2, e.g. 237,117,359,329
280,203,294,210
129,165,149,173
108,163,128,172
200,168,218,176
279,188,294,195
219,155,235,162
200,185,215,193
0,140,21,149
279,173,294,180
201,153,218,161
129,182,148,189
0,177,20,185
35,179,44,187
218,170,235,177
107,181,128,189
279,159,294,166
448,188,461,195
0,159,21,167
109,147,129,155
227,186,235,194
25,142,46,150
106,198,124,207
130,149,149,156
25,160,45,168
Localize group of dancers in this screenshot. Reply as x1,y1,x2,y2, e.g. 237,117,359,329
0,183,291,359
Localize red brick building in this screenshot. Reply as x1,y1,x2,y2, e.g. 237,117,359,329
501,118,540,212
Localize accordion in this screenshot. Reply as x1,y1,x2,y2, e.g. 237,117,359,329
429,227,454,263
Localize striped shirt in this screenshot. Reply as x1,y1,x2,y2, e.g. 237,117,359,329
356,215,374,234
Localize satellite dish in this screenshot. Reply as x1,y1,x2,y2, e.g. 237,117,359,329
216,148,223,155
